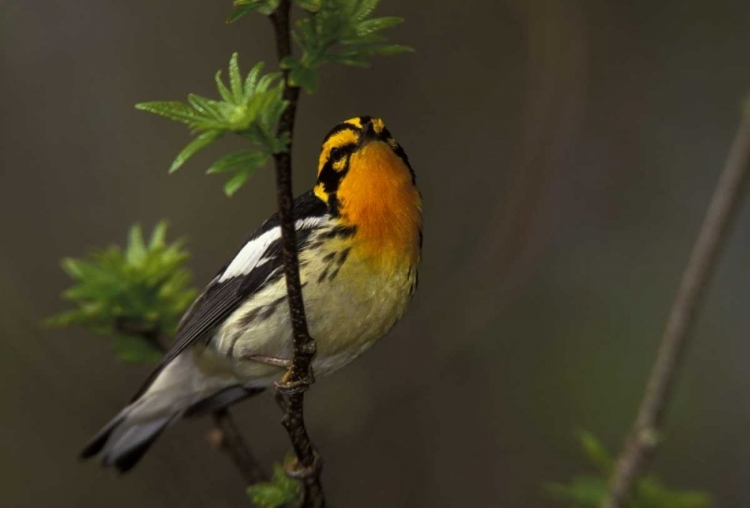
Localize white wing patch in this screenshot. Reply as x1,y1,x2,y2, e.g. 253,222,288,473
219,217,325,282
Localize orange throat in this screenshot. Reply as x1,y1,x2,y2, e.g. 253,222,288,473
330,142,422,268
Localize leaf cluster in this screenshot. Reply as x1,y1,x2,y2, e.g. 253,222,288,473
246,463,300,508
228,0,411,93
136,54,287,196
47,222,197,364
283,0,411,93
545,431,712,508
140,1,409,196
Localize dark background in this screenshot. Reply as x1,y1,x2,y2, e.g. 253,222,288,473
2,0,750,506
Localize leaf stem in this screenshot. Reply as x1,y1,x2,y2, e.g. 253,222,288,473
601,105,750,507
268,1,326,506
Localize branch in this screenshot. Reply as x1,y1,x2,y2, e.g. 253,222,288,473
268,1,326,507
209,408,268,485
114,320,269,485
601,105,750,507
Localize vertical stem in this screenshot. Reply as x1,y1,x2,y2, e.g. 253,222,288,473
601,106,750,507
269,1,326,506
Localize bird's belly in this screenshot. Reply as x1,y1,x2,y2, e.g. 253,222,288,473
211,255,415,381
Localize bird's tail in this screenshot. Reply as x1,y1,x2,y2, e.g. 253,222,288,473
80,352,260,472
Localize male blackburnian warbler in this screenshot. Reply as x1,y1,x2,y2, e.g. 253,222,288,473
81,116,423,471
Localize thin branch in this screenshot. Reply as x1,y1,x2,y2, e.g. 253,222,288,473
601,105,750,507
114,319,269,485
209,409,268,485
268,1,326,507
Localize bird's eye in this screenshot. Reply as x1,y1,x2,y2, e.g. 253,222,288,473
330,147,344,162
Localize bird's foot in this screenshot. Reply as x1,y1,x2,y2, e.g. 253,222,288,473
243,354,291,369
275,364,316,395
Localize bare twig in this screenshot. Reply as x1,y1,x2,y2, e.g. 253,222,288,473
114,320,269,485
268,1,326,507
601,106,750,507
210,409,268,485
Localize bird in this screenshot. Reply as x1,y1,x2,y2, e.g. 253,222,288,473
80,116,423,472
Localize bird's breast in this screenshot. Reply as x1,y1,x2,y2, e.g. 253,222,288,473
212,230,418,380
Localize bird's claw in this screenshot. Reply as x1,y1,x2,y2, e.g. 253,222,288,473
275,365,315,395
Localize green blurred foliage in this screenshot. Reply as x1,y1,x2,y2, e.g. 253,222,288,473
247,463,301,508
47,222,197,364
546,431,712,508
227,0,281,21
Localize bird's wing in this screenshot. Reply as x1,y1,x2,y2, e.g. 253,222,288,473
132,191,328,399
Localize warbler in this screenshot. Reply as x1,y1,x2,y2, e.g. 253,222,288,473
81,116,422,472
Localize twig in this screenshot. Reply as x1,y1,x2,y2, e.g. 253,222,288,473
114,320,269,485
601,105,750,507
209,409,268,485
268,1,326,507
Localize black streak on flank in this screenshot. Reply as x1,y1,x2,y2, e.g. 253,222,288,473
261,295,286,321
260,305,277,321
337,247,351,266
321,225,358,240
238,307,263,329
327,247,353,282
328,266,342,282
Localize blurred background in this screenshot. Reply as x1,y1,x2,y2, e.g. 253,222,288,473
2,0,750,506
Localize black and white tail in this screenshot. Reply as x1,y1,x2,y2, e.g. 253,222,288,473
80,352,259,472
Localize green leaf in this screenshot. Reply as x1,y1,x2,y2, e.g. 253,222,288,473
135,101,202,126
294,0,321,12
287,60,320,93
226,0,279,23
61,258,84,278
636,476,712,508
206,150,267,175
169,130,223,173
187,94,225,122
545,476,607,506
287,0,412,88
577,430,612,476
228,53,243,104
358,43,413,55
214,71,233,102
223,167,253,197
206,150,268,176
547,431,714,508
247,464,300,508
226,4,257,23
139,52,288,184
353,0,379,21
48,222,198,363
113,335,163,364
149,221,168,249
356,16,403,36
126,224,147,265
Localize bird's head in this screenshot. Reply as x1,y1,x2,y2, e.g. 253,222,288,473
314,116,417,215
313,116,421,265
